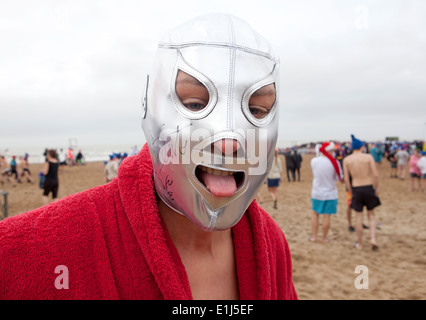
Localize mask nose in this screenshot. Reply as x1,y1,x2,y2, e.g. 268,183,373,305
212,139,242,157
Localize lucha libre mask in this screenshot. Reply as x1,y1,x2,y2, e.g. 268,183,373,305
141,14,280,231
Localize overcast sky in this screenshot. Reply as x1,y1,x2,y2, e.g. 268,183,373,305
1,0,425,149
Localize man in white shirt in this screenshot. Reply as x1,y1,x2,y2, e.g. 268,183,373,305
310,142,343,244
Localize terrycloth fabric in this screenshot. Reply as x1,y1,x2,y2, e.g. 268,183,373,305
0,144,297,300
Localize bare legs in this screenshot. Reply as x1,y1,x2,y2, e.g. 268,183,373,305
347,205,354,231
354,209,378,250
268,186,278,209
409,176,422,192
398,164,406,180
42,195,49,206
310,211,331,244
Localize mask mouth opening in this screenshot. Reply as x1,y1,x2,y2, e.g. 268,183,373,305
195,165,245,197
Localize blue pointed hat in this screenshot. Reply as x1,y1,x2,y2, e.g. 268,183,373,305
351,134,364,150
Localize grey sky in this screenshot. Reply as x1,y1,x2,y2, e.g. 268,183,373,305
1,0,425,148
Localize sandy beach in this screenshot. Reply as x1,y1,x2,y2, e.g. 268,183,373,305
1,154,425,300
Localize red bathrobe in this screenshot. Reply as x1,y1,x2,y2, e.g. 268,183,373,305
0,145,297,300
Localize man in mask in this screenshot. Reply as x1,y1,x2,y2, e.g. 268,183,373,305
0,14,297,300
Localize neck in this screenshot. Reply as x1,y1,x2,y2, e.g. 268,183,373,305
158,197,232,254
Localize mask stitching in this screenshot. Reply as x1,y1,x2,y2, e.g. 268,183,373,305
226,15,236,131
171,51,218,120
158,42,276,61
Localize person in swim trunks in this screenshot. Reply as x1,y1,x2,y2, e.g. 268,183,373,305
310,142,343,244
343,135,381,251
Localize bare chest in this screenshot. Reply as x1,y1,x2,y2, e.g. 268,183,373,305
184,254,239,300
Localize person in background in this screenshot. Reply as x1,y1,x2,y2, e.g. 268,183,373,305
58,148,67,173
105,153,120,183
19,154,33,184
416,151,426,193
387,146,398,178
370,143,384,165
66,148,74,166
284,148,296,182
343,135,380,251
42,149,59,205
395,146,409,180
292,148,302,182
408,148,422,192
58,149,67,166
9,156,20,186
43,148,48,162
335,146,344,169
0,156,11,186
310,142,343,244
76,150,84,166
267,150,282,209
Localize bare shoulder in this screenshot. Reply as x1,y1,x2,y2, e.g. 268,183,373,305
363,153,375,162
345,152,373,162
343,154,355,164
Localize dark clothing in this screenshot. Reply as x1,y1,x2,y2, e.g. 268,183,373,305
21,168,31,176
351,185,381,212
76,152,84,164
387,151,397,169
292,153,302,168
267,178,280,188
43,161,59,198
387,151,397,163
284,152,295,169
43,181,58,198
287,169,295,181
45,161,59,183
284,152,296,182
9,158,19,180
292,152,302,181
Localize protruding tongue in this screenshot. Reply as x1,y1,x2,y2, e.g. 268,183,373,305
200,171,237,197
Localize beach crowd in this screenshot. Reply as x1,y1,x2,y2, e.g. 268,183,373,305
1,139,425,246
271,137,426,251
0,146,139,211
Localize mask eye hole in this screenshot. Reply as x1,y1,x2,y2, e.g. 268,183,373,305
175,70,210,112
248,83,276,119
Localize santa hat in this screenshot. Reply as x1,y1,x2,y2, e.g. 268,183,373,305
320,142,343,183
322,142,335,152
351,134,364,150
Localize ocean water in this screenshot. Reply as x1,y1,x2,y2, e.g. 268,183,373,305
0,144,143,164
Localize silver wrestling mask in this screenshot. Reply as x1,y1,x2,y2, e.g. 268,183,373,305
141,13,280,231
